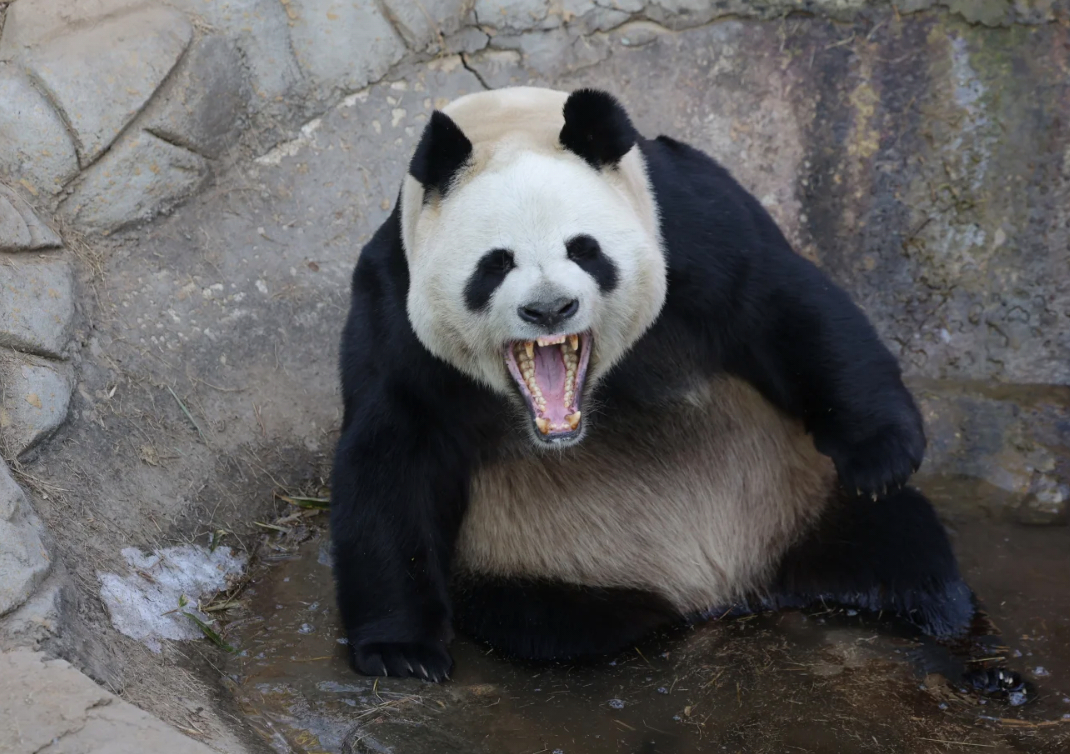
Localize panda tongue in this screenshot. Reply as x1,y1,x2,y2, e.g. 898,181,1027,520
533,343,569,423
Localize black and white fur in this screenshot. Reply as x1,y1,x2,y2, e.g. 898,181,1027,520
331,87,974,681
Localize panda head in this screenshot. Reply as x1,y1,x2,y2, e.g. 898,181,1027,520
400,87,666,447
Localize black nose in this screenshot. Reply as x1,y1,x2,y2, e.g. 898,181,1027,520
517,297,579,329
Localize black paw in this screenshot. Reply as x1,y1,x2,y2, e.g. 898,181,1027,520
817,420,925,500
963,667,1026,696
349,639,453,682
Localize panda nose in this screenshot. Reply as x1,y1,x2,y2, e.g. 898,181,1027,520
517,297,579,329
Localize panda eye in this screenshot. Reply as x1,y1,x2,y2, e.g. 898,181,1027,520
483,248,515,274
464,248,515,312
566,234,618,293
566,234,601,261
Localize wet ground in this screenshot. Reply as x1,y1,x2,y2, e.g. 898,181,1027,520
221,479,1070,754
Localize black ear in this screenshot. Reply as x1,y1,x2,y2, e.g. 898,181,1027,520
409,110,473,198
559,89,639,170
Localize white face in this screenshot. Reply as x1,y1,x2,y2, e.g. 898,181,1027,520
405,147,666,447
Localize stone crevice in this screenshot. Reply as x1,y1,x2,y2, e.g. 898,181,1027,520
460,52,492,90
18,67,84,170
142,127,209,161
64,31,197,178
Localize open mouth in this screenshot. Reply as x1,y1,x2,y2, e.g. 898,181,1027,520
504,332,592,441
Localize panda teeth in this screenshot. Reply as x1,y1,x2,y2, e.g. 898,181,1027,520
568,334,580,351
566,411,581,430
524,341,535,359
537,335,566,347
535,417,551,434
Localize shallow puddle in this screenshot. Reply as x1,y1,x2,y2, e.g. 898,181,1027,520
223,479,1070,754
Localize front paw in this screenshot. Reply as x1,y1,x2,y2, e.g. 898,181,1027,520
819,422,925,499
349,639,453,682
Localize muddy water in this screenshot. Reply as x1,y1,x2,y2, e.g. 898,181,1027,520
224,480,1070,754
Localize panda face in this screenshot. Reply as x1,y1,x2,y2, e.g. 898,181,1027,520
402,88,666,447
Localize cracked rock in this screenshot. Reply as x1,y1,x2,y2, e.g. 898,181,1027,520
163,0,303,106
0,648,217,754
0,350,75,456
0,185,62,252
473,0,638,33
0,460,50,617
0,65,80,195
381,0,472,52
0,253,75,358
474,0,561,32
23,5,193,165
0,574,65,649
287,0,406,96
60,130,208,233
0,0,149,58
142,35,251,159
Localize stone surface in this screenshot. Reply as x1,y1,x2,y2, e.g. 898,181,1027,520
142,35,251,159
475,0,640,33
0,64,80,195
474,0,562,31
60,131,208,233
23,6,193,165
382,0,472,52
163,0,304,106
0,253,75,358
0,185,62,252
0,460,50,617
0,574,65,649
0,648,218,754
915,381,1070,525
0,0,149,58
287,0,407,96
0,350,75,456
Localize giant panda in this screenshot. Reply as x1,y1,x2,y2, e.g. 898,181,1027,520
330,86,975,681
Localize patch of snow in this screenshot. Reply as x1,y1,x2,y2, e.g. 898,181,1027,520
98,544,247,653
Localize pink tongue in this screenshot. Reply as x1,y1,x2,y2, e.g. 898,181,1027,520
533,344,569,423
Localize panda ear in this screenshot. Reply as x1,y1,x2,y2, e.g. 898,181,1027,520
559,88,639,170
409,110,473,198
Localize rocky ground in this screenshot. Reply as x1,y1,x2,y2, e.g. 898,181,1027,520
1,0,1069,752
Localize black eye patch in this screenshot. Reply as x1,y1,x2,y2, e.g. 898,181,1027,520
566,234,618,293
464,248,516,312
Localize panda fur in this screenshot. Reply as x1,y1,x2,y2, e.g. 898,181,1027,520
331,86,975,681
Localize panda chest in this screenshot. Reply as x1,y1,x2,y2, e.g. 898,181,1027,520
453,376,836,609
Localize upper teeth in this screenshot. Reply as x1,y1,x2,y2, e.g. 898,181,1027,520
537,335,566,346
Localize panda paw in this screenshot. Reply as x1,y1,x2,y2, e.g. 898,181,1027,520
821,422,925,500
349,639,453,682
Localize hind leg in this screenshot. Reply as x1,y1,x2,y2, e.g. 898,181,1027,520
765,487,976,638
451,576,681,661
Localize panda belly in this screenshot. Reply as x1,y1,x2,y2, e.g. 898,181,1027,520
454,376,837,615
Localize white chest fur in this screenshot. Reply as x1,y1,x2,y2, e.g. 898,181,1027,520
455,376,837,613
